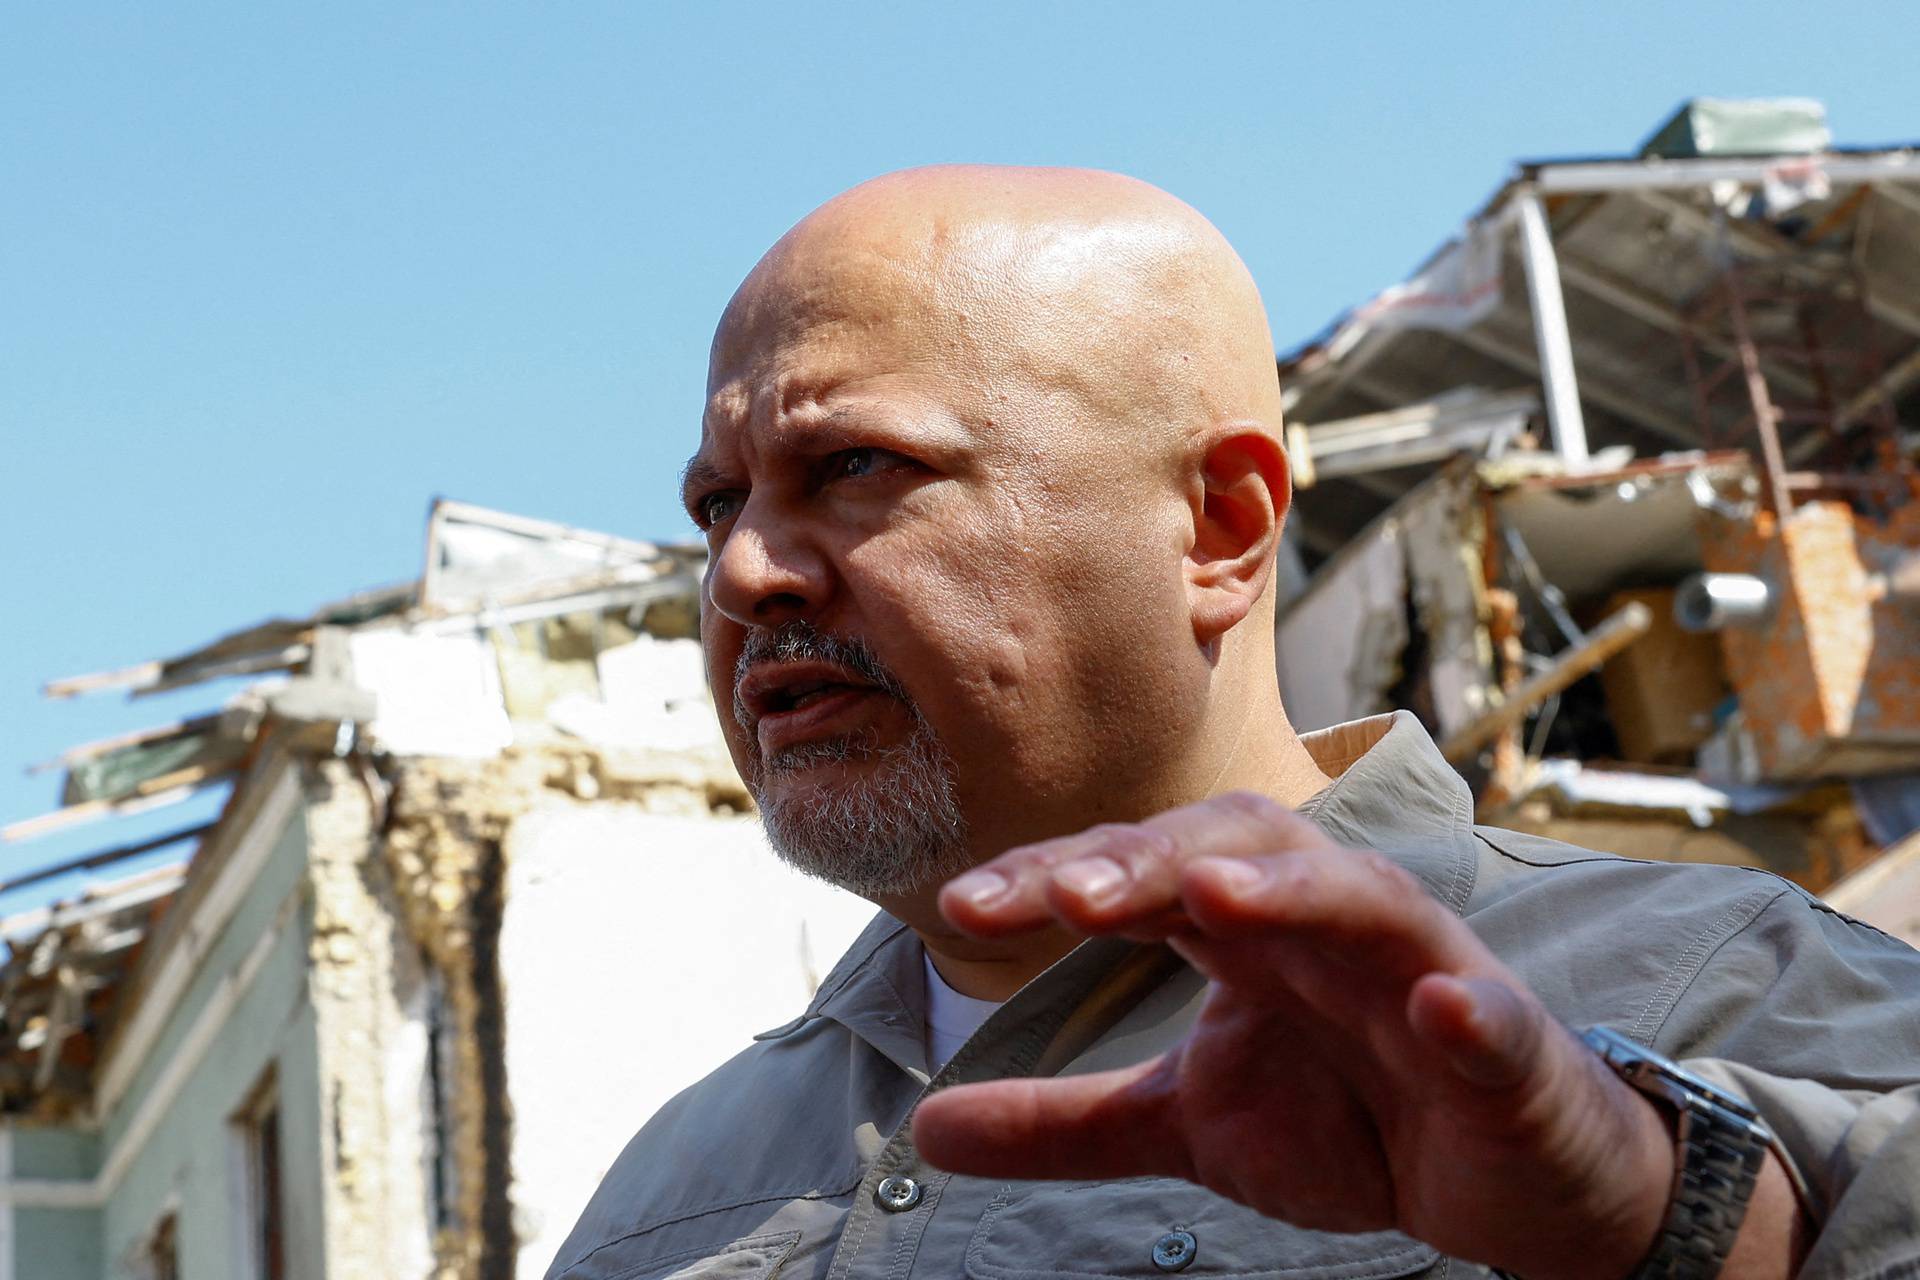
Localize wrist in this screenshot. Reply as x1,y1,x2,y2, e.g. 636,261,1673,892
1562,1028,1775,1280
1540,1082,1676,1280
1483,1038,1676,1280
1589,1088,1682,1280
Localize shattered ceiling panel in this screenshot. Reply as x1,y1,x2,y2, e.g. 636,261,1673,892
0,860,190,1118
422,499,688,613
1489,458,1751,604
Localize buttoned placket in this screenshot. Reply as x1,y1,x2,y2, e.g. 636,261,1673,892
814,931,1165,1280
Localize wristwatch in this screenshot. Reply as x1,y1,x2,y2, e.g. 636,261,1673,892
1579,1025,1774,1280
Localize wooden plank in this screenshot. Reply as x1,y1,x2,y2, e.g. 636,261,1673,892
0,825,212,895
42,662,163,700
1,766,230,843
26,715,222,775
1441,602,1653,763
1823,830,1920,946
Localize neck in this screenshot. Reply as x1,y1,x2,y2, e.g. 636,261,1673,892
904,689,1333,1002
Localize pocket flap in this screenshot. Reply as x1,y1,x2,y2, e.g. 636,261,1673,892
575,1229,803,1280
965,1180,1438,1280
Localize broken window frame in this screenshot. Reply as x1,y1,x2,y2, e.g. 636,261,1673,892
422,962,462,1236
231,1066,287,1280
141,1209,181,1280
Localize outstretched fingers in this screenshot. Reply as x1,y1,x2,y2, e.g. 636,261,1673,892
1174,851,1548,1080
912,1055,1194,1182
939,791,1328,938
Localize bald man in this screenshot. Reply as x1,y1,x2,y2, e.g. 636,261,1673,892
547,169,1920,1280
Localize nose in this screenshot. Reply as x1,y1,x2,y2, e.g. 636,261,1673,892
705,504,831,627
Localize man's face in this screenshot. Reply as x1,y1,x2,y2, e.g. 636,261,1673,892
685,236,1207,900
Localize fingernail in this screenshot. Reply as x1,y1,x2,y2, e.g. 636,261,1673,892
1055,856,1129,904
948,869,1010,907
1195,857,1266,893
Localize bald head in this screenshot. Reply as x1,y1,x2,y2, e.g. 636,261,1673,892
709,165,1286,458
694,167,1310,892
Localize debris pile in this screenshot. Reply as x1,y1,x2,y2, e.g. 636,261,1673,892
1275,98,1920,928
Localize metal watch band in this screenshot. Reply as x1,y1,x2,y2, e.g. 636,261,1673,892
1580,1026,1774,1280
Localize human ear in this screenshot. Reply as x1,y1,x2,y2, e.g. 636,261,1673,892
1184,426,1291,647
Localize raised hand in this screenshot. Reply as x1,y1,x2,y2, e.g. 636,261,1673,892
912,792,1681,1280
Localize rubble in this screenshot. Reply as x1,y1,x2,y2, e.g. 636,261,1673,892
1278,96,1920,892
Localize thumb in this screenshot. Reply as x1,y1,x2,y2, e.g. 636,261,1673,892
1406,972,1548,1091
913,1054,1193,1182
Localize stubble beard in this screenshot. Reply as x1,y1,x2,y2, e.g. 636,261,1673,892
734,623,972,900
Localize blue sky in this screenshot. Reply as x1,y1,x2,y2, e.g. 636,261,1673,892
4,1,1915,906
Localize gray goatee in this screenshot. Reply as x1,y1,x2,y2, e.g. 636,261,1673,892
734,622,971,899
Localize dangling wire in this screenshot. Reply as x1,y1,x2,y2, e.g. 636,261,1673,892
1501,523,1585,649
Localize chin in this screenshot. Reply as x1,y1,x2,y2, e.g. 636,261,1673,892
749,724,974,900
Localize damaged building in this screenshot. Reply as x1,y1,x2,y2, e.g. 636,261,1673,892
1,96,1918,1280
0,502,875,1279
1276,97,1920,929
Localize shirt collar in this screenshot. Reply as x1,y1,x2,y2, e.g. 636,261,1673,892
1295,710,1479,914
756,909,932,1075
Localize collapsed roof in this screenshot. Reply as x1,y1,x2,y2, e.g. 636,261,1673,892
0,501,707,1117
1279,98,1920,562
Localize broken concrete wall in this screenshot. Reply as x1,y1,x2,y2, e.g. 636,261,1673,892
1277,516,1408,732
372,720,877,1280
378,750,528,1280
1277,463,1490,736
302,757,440,1280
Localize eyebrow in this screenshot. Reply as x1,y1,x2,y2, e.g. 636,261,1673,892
678,456,733,514
678,409,867,503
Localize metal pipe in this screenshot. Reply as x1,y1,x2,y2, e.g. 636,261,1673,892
1881,551,1920,608
1515,189,1590,465
1674,574,1774,631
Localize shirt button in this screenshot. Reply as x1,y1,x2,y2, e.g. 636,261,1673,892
874,1174,923,1212
1152,1230,1197,1272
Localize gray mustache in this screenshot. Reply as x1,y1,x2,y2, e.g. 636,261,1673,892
732,621,910,733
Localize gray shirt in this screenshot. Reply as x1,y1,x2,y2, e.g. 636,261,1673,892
549,712,1920,1280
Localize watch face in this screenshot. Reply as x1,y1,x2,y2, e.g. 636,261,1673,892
1580,1025,1767,1126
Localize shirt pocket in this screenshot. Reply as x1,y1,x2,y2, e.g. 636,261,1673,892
964,1180,1440,1280
567,1229,804,1280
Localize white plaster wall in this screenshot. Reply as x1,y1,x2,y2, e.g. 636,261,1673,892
498,805,877,1279
1276,526,1408,732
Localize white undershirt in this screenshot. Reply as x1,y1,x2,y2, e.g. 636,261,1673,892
924,953,1004,1071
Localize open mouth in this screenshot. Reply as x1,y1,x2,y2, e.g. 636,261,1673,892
764,678,865,714
737,660,888,728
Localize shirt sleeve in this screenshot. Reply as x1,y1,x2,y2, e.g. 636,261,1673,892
1684,1060,1920,1280
1653,884,1920,1280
